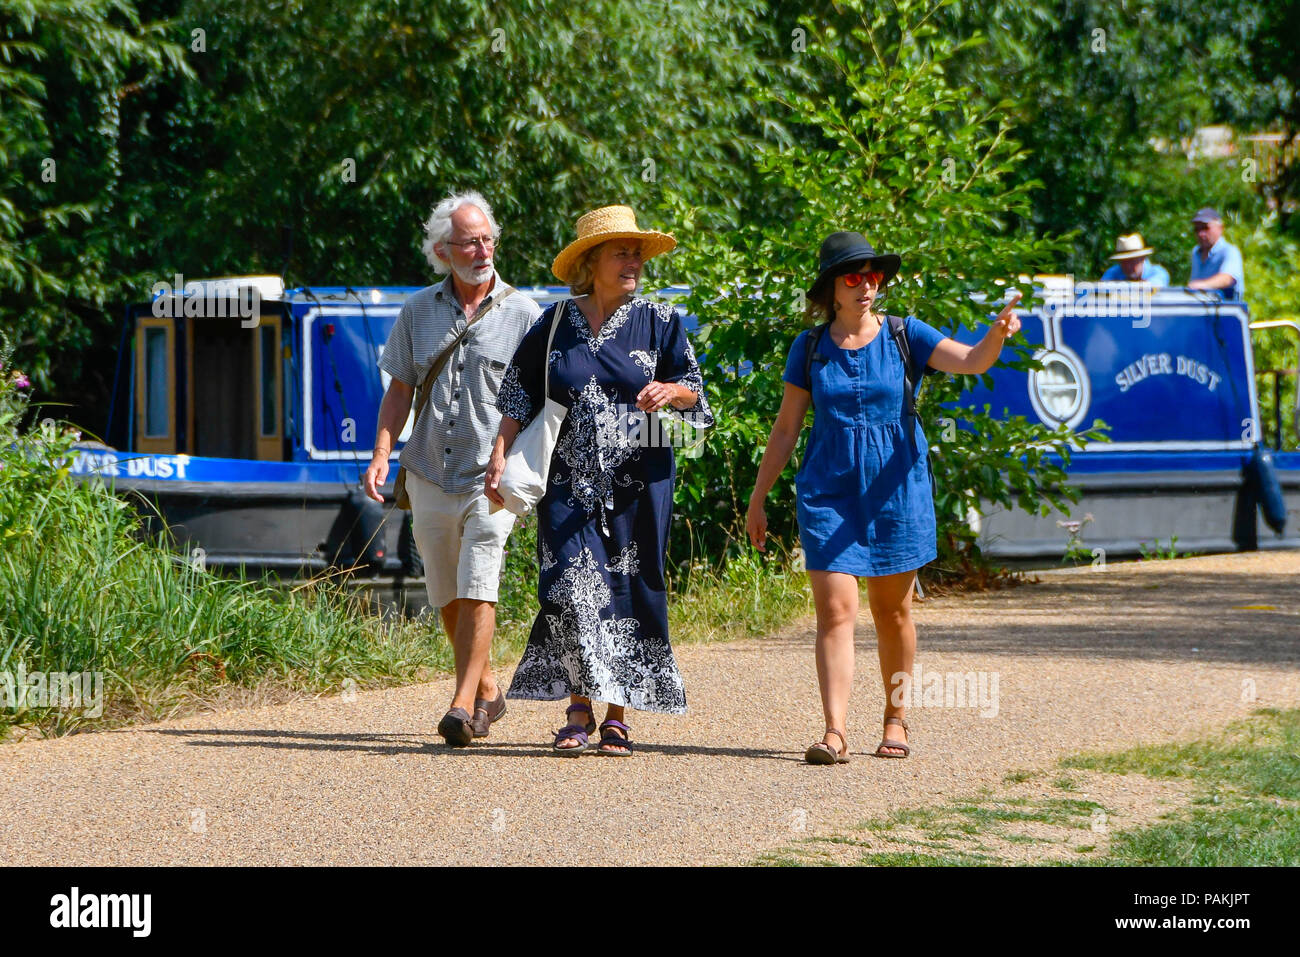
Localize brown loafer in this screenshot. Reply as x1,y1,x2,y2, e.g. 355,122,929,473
470,691,507,738
437,707,474,747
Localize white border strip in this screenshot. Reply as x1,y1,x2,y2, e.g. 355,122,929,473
302,305,401,461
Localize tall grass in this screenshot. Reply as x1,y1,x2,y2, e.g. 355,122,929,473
0,462,455,736
1,351,817,739
0,351,451,737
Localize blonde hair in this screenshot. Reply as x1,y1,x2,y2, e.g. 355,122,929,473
567,244,604,296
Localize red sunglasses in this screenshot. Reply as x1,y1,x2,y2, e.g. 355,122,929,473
841,270,885,288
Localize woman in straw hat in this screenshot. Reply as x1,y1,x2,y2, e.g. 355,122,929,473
486,205,713,756
745,231,1021,764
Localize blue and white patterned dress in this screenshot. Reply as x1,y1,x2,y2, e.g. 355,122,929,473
496,297,713,714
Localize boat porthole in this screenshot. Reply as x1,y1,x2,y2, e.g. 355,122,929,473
1028,346,1090,431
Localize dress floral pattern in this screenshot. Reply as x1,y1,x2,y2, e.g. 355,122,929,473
497,297,713,713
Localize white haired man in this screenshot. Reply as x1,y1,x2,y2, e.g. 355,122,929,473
364,190,541,746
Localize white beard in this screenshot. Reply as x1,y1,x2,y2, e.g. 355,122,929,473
452,260,494,285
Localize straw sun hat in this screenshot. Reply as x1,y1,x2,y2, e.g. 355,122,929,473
1109,233,1155,260
551,205,676,284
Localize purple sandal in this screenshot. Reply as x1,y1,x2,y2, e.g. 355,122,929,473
553,703,597,756
566,702,597,735
596,719,632,757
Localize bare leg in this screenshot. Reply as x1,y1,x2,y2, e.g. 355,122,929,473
439,601,458,646
441,600,499,702
447,598,497,713
809,569,860,753
438,600,460,714
866,569,918,755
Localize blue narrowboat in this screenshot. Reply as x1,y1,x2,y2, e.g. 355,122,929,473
956,282,1300,558
89,277,573,579
78,276,1298,576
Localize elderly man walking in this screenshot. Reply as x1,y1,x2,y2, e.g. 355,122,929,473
364,190,541,746
1187,207,1245,299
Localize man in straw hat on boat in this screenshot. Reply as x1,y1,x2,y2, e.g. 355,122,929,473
1099,233,1170,286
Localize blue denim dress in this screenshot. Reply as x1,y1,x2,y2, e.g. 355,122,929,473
782,316,947,576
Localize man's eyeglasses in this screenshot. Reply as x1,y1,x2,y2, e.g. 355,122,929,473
841,270,885,288
445,236,497,251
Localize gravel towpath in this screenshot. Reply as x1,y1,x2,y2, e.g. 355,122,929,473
3,551,1297,866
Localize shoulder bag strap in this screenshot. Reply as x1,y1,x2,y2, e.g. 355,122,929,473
542,299,566,405
409,283,517,428
888,315,924,456
887,314,917,419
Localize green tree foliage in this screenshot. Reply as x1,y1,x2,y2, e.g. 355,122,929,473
935,0,1278,273
1240,218,1300,450
4,0,795,411
152,0,786,286
665,0,1104,570
0,0,189,390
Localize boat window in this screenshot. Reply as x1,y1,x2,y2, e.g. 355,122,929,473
260,324,277,436
144,327,169,437
190,319,254,459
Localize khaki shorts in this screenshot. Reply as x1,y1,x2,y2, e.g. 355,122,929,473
406,471,516,609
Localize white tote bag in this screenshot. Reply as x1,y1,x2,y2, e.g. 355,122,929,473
492,300,569,516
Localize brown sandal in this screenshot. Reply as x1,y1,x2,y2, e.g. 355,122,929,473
874,716,910,758
470,690,507,738
805,728,850,764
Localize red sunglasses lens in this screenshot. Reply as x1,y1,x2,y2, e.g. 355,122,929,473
841,270,885,288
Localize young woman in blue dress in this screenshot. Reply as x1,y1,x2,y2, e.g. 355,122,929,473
745,231,1021,763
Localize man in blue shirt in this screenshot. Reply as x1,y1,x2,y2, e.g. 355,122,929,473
1187,207,1245,299
1100,233,1170,285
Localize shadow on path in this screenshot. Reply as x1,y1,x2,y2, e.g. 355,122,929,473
760,568,1299,666
147,727,792,762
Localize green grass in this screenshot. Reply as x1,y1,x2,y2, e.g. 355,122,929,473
760,709,1300,866
1060,707,1300,801
1059,707,1300,866
0,454,457,737
1101,799,1300,866
1136,536,1198,561
0,386,816,739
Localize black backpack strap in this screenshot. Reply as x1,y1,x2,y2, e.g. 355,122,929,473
802,322,831,407
887,314,917,419
889,314,926,457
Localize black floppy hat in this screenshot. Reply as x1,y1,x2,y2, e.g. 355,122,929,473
808,231,901,296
